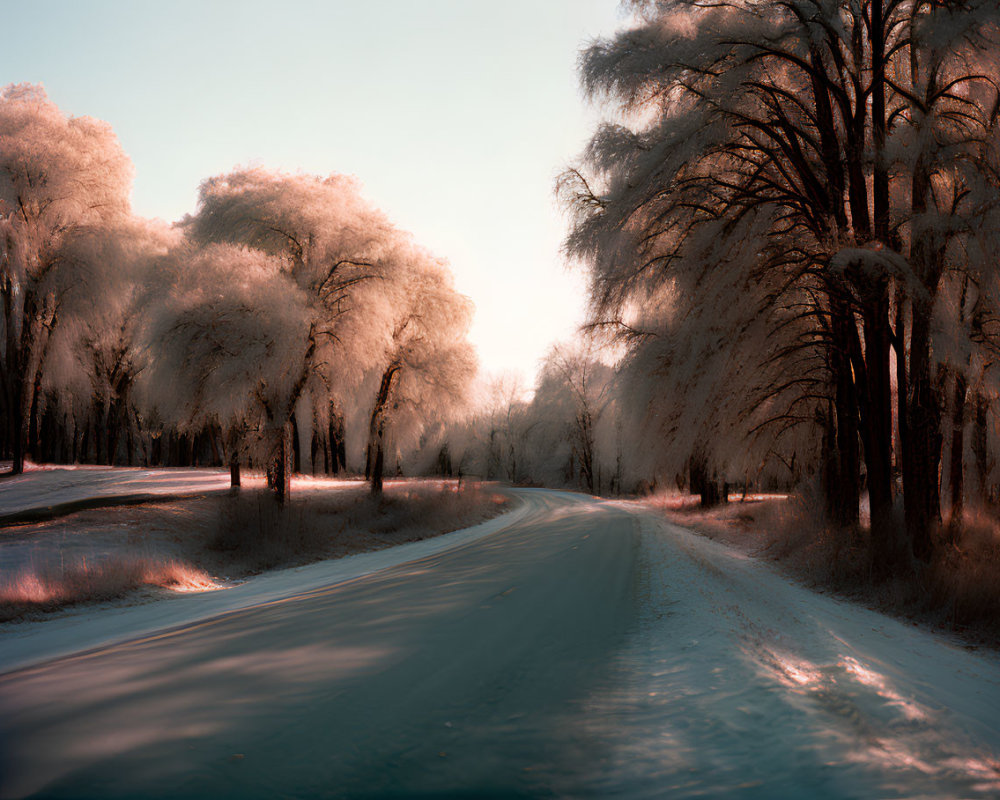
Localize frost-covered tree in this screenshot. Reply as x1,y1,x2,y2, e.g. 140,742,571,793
362,251,477,494
565,0,1000,572
461,373,533,482
0,84,133,473
175,168,401,500
140,241,305,487
145,167,476,499
42,218,174,466
530,341,614,494
604,217,822,506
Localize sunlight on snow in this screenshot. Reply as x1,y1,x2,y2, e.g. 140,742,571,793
839,655,927,722
754,645,1000,792
161,565,224,593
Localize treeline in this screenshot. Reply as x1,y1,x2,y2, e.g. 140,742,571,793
557,0,1000,576
444,340,789,497
442,343,624,494
0,84,476,499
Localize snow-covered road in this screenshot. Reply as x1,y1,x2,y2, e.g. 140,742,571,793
1,489,999,798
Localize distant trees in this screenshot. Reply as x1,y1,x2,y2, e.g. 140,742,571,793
532,342,614,494
141,242,297,488
563,0,1000,571
174,169,401,500
140,168,481,501
47,218,173,466
444,348,621,494
480,373,533,482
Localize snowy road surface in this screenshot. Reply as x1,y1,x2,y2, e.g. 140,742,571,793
1,489,999,798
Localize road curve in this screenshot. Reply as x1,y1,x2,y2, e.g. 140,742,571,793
0,490,638,798
1,489,1000,799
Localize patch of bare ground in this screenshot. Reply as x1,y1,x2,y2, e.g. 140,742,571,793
0,480,510,622
638,492,1000,649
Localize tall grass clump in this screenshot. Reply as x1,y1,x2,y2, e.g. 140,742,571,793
0,556,216,622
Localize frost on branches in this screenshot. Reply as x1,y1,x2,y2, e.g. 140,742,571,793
0,87,478,503
562,0,1000,574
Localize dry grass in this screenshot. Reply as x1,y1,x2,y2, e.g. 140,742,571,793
0,556,217,622
207,482,510,575
649,492,1000,648
0,480,510,622
922,513,1000,639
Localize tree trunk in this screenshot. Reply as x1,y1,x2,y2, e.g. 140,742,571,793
125,418,134,467
690,454,726,508
849,301,902,578
973,391,991,504
107,398,122,467
830,300,861,527
28,382,42,466
10,361,28,473
290,413,301,475
208,425,222,467
370,433,385,497
367,364,400,496
821,404,839,518
904,303,942,561
11,406,25,474
226,428,241,490
328,404,346,474
948,371,967,537
267,423,292,503
863,297,901,576
894,288,909,493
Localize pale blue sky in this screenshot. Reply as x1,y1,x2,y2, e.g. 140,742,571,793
2,0,626,380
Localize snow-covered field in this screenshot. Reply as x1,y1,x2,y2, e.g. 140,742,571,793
0,465,232,521
0,464,379,522
0,468,372,579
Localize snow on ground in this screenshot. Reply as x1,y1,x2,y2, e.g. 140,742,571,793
567,512,1000,798
0,470,362,580
2,485,999,797
0,465,232,519
0,466,526,671
0,464,372,522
